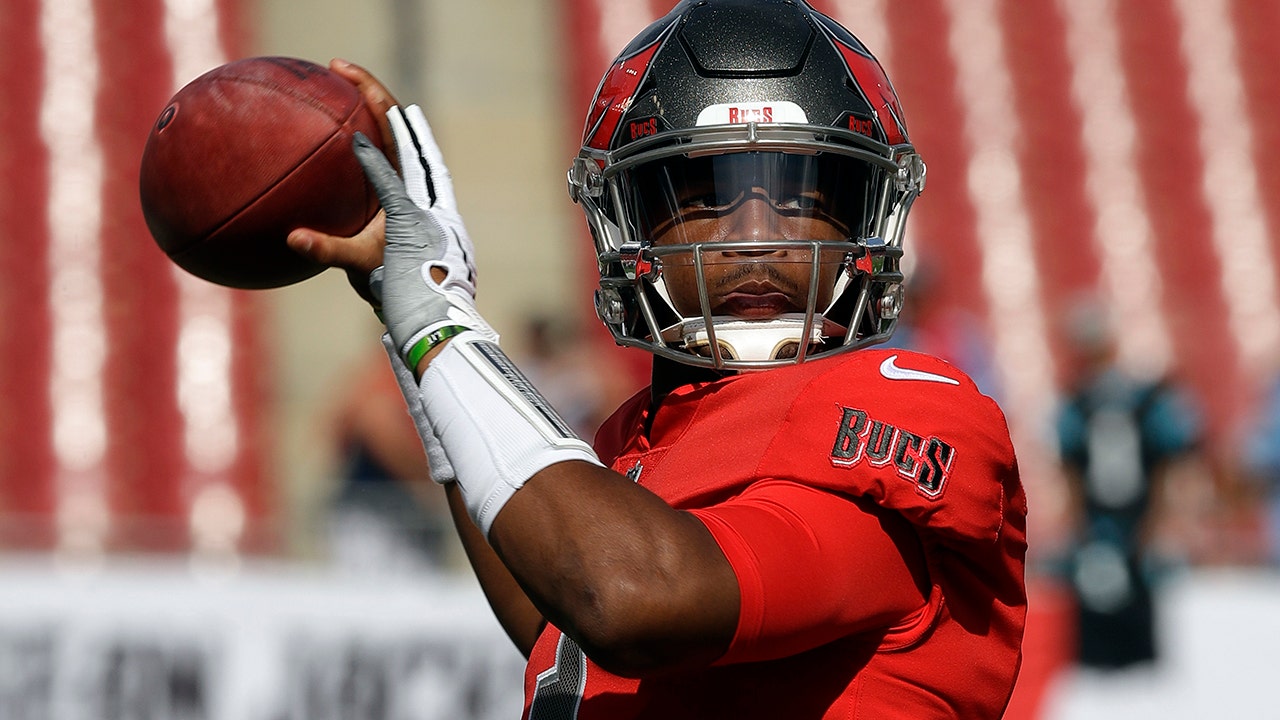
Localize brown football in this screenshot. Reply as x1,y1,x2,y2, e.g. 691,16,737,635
139,56,383,289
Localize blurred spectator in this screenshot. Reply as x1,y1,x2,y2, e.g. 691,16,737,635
1244,373,1280,564
324,346,452,574
1053,298,1203,669
515,314,631,440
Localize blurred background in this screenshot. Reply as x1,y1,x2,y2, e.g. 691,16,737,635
2,0,1280,717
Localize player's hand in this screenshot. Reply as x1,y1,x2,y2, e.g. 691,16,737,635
383,104,478,299
329,58,399,155
287,58,398,307
289,102,480,319
352,129,497,374
287,210,386,307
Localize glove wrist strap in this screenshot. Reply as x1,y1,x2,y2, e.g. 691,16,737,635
405,323,469,369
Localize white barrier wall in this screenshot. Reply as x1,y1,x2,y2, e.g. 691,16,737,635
2,562,1278,720
1042,569,1280,720
0,560,525,720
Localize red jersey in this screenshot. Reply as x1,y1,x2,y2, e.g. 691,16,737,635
521,349,1028,719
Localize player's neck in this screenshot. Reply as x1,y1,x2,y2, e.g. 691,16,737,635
649,355,730,406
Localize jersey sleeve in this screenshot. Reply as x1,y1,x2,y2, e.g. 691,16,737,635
688,479,931,665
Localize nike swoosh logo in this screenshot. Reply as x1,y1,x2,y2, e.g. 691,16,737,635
879,355,960,385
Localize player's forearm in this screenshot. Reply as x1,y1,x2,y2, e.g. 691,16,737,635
486,460,739,677
444,484,545,657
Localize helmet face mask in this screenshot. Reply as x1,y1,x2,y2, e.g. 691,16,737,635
570,0,925,371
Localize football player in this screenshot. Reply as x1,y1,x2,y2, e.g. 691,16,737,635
291,1,1028,717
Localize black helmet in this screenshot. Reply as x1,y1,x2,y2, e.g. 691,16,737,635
568,0,925,370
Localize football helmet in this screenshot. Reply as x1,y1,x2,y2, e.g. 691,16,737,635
568,0,925,370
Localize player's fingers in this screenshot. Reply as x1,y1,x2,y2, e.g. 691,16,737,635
330,58,399,159
353,133,420,224
287,211,386,274
403,105,457,214
388,107,433,208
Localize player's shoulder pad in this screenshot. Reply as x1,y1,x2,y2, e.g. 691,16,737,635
754,348,1023,545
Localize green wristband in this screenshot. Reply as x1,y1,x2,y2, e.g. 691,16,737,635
405,325,469,369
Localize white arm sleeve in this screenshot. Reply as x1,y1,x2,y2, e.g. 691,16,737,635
418,332,603,538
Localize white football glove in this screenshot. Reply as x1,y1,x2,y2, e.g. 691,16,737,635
367,104,479,303
354,128,495,368
360,106,494,486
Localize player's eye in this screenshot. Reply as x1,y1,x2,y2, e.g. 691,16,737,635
775,193,820,211
678,187,742,211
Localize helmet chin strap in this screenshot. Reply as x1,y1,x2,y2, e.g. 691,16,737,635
680,314,827,365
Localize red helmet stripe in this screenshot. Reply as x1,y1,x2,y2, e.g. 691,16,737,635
832,42,908,145
583,41,662,151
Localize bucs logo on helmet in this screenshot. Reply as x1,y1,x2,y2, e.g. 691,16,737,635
569,0,926,370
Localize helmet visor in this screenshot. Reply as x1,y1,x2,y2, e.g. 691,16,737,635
624,151,881,247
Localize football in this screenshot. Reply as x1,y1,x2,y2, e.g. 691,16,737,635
139,56,384,289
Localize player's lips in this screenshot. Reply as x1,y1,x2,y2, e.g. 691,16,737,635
713,280,801,317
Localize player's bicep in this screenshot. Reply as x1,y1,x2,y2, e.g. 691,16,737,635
690,480,929,665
